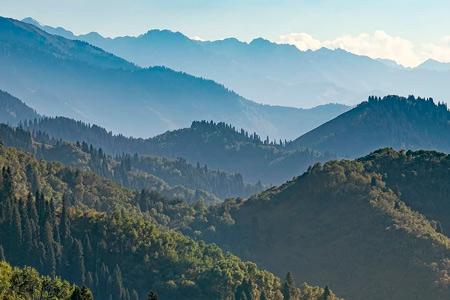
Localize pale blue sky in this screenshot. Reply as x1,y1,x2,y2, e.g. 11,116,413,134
0,0,447,41
2,0,450,66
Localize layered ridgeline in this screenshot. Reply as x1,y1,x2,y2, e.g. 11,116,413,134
0,123,262,202
21,117,335,184
0,17,348,140
0,90,39,126
23,17,450,108
161,149,450,300
0,144,339,300
290,95,450,157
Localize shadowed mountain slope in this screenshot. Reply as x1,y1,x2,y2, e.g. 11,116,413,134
290,95,450,157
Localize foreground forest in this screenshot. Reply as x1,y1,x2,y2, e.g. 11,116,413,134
3,135,450,299
189,149,450,300
0,260,91,299
0,143,339,300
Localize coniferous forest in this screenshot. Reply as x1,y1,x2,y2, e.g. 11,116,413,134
1,9,450,300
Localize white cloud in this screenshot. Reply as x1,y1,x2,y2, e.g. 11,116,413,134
279,31,450,67
190,35,205,41
420,36,450,63
279,33,322,51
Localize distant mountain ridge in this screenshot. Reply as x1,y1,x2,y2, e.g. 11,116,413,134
0,17,349,140
289,95,450,157
22,117,335,184
23,17,450,107
417,59,450,72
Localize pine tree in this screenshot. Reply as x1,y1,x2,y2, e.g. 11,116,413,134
69,239,86,285
282,272,299,300
36,191,46,226
12,206,23,248
60,194,71,242
43,221,56,276
112,264,125,299
0,244,5,261
322,286,331,300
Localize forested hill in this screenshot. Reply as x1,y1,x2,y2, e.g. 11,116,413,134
0,90,39,125
359,148,450,234
183,149,450,300
0,143,340,300
0,17,347,140
0,123,262,202
289,95,450,157
22,118,335,184
0,260,92,299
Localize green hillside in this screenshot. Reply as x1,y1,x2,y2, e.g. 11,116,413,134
0,123,263,203
0,144,338,300
186,150,450,300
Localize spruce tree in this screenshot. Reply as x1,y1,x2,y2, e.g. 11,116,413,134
0,244,5,261
282,272,299,300
43,221,56,276
322,286,331,300
60,194,71,242
69,239,86,285
112,264,125,299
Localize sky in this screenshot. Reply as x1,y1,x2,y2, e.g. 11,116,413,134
2,0,450,67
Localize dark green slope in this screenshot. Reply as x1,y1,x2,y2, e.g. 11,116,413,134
290,95,450,157
23,118,335,184
0,123,263,203
360,148,450,234
195,151,450,300
0,144,339,300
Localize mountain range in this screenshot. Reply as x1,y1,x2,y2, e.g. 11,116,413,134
19,116,335,185
3,13,450,300
22,17,450,108
0,17,348,140
3,89,450,186
0,120,264,203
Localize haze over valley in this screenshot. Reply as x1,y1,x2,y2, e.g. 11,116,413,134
1,2,450,299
